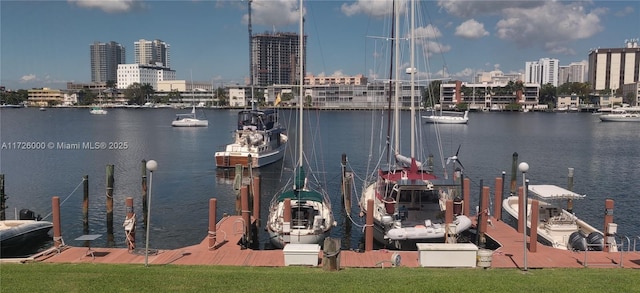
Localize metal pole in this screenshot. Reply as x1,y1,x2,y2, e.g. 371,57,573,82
145,169,153,267
518,162,529,272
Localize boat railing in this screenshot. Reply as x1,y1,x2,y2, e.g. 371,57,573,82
582,239,624,268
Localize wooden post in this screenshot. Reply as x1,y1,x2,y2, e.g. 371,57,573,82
445,200,454,243
252,176,260,225
141,160,148,225
341,154,352,214
52,196,62,247
494,176,503,221
240,186,251,245
517,186,525,233
323,237,341,271
509,152,518,197
106,164,114,238
478,186,490,248
0,174,6,221
463,178,471,216
208,198,217,249
283,198,291,245
603,199,614,252
125,197,135,250
365,199,374,251
82,175,89,234
529,200,539,252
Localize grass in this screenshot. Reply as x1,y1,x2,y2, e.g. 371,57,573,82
2,263,639,292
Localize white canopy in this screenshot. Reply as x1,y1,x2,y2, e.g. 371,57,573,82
528,184,586,200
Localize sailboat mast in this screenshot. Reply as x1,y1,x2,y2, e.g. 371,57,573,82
393,0,400,160
298,0,304,169
248,0,255,110
385,0,395,166
410,0,415,158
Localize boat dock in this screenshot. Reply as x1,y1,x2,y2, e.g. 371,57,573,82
30,214,640,269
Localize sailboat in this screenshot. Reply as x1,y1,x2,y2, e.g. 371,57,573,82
422,109,469,124
266,0,335,248
359,0,471,250
171,104,208,127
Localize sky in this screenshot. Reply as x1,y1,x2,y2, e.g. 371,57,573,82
1,0,639,90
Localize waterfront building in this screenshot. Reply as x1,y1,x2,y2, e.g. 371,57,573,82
474,70,523,84
558,61,588,86
588,39,640,92
134,39,171,68
305,74,368,86
27,88,78,107
90,41,126,83
251,32,305,86
525,58,560,87
440,81,540,111
621,82,640,106
117,64,176,90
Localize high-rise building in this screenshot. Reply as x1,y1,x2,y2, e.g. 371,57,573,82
251,32,305,86
558,61,588,86
588,39,640,92
134,39,171,68
525,58,559,87
90,41,126,83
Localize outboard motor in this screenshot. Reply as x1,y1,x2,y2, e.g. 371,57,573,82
568,231,587,251
19,209,37,220
586,232,604,251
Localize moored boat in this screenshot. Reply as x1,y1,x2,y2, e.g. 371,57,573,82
502,184,612,251
1,209,53,257
265,1,335,248
599,106,640,122
171,105,208,127
89,106,107,115
214,108,287,168
422,110,469,124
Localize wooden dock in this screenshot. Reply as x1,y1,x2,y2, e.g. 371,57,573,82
28,215,640,269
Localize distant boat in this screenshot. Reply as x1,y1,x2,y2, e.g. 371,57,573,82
422,110,469,124
171,105,208,127
39,107,46,111
214,108,287,168
89,106,107,115
599,107,640,122
0,209,53,257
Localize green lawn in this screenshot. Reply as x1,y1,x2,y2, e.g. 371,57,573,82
2,263,639,292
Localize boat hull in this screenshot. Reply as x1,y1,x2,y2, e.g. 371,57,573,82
171,119,209,127
214,143,286,168
0,220,53,256
502,196,607,251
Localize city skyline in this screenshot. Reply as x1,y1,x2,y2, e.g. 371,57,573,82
1,0,639,90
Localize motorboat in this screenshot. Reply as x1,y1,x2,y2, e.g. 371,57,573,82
502,184,612,251
89,106,107,115
422,110,469,124
214,108,287,168
171,105,208,127
599,107,640,122
266,1,335,248
0,209,53,256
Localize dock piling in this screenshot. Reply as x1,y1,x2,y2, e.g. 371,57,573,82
106,164,114,243
529,200,539,252
124,197,135,250
494,175,503,221
252,176,260,226
603,199,615,252
141,160,148,225
208,198,217,249
82,175,89,234
240,186,251,247
365,199,373,251
52,196,62,247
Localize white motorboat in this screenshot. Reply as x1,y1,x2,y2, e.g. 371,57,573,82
89,106,107,115
358,0,471,250
599,107,640,122
171,105,208,127
422,110,469,124
214,108,287,168
1,209,53,256
502,184,612,251
266,1,335,248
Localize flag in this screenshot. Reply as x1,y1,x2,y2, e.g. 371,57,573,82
274,93,281,106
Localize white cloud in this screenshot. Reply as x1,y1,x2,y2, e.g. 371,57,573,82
242,0,301,27
455,19,489,39
615,6,635,17
68,0,143,13
341,0,393,18
20,74,37,83
496,2,604,54
437,0,539,18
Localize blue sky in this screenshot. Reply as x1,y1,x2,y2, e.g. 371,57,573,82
1,0,639,90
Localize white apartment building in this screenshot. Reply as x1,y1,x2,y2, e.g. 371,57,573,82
228,87,248,107
134,39,170,68
525,58,559,86
305,74,368,86
117,64,176,90
558,61,588,86
474,70,523,84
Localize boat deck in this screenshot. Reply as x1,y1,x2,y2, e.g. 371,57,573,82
26,215,640,269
